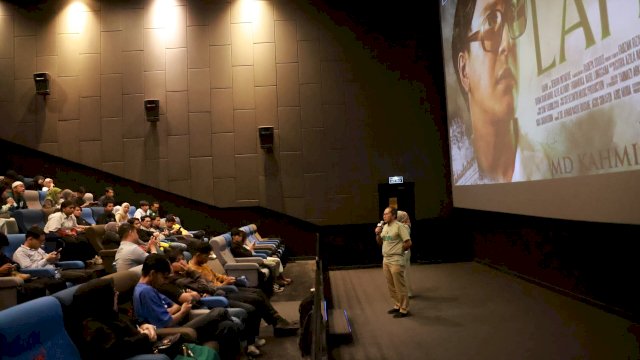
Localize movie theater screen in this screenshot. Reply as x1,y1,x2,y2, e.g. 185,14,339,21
439,0,640,224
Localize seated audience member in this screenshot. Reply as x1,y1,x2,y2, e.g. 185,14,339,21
44,186,62,209
115,202,131,223
134,200,150,219
115,222,158,272
97,187,115,207
0,233,29,281
41,178,54,192
5,181,28,211
189,241,279,297
230,228,290,288
13,226,91,284
148,201,160,219
134,255,242,360
96,200,116,225
160,248,264,357
44,200,86,236
30,175,45,191
60,189,76,204
71,278,161,360
43,201,95,262
133,216,160,243
165,214,190,236
173,246,297,335
102,222,122,250
151,215,170,237
73,205,91,226
1,197,17,215
74,186,91,207
0,232,67,299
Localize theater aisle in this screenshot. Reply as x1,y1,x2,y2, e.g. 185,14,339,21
256,259,316,360
329,262,639,360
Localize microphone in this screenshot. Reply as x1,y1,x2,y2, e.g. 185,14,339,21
377,221,385,227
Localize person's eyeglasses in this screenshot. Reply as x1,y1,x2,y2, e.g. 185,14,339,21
467,0,527,53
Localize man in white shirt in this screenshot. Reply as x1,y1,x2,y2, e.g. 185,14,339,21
43,200,95,262
115,222,158,272
13,226,90,284
44,200,83,235
133,200,149,219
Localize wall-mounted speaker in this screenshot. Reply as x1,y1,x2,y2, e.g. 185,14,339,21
144,99,160,122
258,126,274,151
33,72,50,95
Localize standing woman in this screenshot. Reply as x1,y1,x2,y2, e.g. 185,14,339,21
115,202,130,224
397,211,412,298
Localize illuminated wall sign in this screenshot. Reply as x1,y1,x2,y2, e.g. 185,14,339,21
389,176,403,184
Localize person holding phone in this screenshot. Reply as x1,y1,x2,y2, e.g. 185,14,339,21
0,232,68,300
12,226,91,285
72,277,160,360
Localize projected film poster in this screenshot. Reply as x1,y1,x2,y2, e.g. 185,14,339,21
440,0,640,185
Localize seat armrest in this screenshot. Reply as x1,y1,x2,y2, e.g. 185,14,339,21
156,327,197,343
224,263,260,271
199,296,229,308
0,276,23,288
57,261,85,269
20,268,56,278
252,250,270,257
234,257,264,265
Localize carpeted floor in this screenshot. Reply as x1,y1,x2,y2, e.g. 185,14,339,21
254,259,316,360
328,262,640,360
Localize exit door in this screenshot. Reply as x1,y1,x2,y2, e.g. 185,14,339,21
378,182,415,220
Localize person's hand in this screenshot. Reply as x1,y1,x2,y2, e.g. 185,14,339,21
0,263,14,275
46,251,59,263
374,226,382,235
139,324,157,342
188,291,201,302
223,277,235,285
6,197,15,206
148,238,158,253
180,301,192,312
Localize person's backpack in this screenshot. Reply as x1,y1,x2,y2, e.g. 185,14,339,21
298,290,315,356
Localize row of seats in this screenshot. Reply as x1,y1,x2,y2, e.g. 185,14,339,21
10,205,137,233
1,223,281,310
0,234,86,310
21,189,95,211
0,268,219,360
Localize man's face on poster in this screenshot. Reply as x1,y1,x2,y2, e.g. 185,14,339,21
459,0,524,128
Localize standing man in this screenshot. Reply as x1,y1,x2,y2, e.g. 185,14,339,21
375,207,412,318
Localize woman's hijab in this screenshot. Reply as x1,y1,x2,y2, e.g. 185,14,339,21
397,211,411,228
